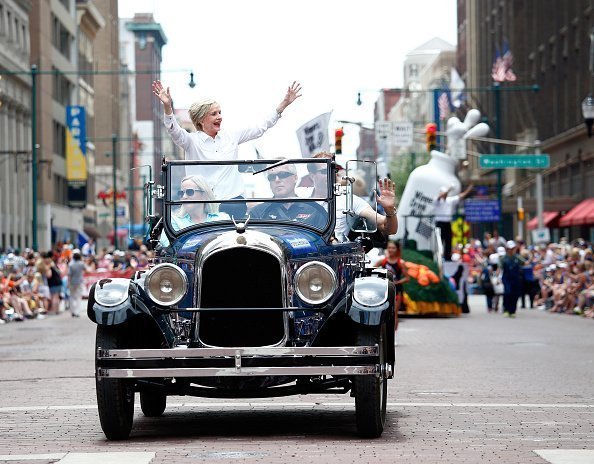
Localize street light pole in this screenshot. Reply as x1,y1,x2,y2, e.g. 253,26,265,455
112,134,117,250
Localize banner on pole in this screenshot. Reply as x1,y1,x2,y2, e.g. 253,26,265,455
296,112,332,157
66,105,87,208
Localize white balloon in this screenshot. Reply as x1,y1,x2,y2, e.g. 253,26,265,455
463,122,490,139
463,109,481,129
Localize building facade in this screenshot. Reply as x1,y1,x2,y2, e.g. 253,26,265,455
459,0,594,242
0,0,32,251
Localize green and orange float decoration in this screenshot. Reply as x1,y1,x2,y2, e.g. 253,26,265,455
400,248,461,316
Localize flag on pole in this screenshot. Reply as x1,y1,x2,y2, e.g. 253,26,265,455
296,112,332,157
492,41,517,82
450,68,466,108
502,41,517,82
438,91,450,120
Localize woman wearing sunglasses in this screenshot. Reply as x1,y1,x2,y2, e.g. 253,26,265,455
160,176,230,247
152,80,302,218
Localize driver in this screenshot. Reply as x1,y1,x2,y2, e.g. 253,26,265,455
250,164,326,227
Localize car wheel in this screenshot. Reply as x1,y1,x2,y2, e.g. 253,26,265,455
95,325,135,440
354,323,387,438
140,391,167,417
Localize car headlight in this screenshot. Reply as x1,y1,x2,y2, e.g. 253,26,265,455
145,263,188,306
295,261,337,305
94,278,129,307
353,277,388,307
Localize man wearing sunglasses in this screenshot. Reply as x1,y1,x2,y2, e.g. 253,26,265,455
250,165,327,228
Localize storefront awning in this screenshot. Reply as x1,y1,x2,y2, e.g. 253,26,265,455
527,211,560,230
558,198,594,227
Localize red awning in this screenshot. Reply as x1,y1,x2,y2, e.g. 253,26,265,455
558,198,594,227
527,211,560,230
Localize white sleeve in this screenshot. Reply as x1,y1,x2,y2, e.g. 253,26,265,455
232,110,281,145
163,113,192,151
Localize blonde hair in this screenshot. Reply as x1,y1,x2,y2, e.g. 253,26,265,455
188,98,218,131
175,175,218,217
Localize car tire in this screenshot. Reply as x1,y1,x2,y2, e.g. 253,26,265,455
354,323,387,438
140,391,166,417
95,325,135,440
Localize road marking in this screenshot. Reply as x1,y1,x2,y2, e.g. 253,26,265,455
1,402,594,413
0,453,155,463
534,449,594,463
0,454,66,461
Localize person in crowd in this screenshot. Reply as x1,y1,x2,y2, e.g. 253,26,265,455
81,238,95,257
480,253,498,312
44,251,63,314
374,240,409,339
152,80,302,217
501,240,525,317
68,250,86,318
33,272,51,313
309,152,397,241
520,249,539,309
250,164,327,227
432,183,473,261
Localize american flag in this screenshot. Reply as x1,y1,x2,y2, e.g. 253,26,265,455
438,91,450,120
492,41,516,82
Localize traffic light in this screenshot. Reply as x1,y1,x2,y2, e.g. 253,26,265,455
425,123,437,152
517,207,525,222
335,128,344,155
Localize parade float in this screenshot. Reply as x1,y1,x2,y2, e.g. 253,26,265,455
395,110,489,316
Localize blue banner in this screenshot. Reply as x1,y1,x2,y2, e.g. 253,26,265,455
464,199,500,223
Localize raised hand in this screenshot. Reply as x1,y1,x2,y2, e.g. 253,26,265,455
377,178,396,212
277,81,302,114
152,80,173,113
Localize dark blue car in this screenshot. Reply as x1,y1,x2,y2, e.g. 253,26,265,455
88,157,395,439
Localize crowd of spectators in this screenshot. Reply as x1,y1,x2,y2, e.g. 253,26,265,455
0,240,153,324
457,233,594,319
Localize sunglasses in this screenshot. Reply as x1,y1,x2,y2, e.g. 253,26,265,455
177,188,205,198
267,171,295,182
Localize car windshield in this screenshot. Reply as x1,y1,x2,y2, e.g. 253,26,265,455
164,159,333,235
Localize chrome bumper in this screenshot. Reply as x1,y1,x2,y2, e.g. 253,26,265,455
96,346,381,379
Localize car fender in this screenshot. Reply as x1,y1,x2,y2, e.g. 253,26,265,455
87,278,150,325
348,276,395,326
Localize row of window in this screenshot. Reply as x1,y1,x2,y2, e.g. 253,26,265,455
51,13,73,60
0,2,29,54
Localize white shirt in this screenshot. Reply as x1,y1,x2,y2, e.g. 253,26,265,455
334,195,371,242
432,195,460,222
164,110,280,199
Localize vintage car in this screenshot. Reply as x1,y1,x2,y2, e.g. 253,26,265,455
88,157,395,440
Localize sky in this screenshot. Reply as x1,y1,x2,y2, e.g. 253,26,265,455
118,0,457,160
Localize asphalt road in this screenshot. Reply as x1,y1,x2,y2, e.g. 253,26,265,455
1,295,594,463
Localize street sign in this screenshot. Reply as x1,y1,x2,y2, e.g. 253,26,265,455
375,121,413,147
464,199,501,222
532,227,550,244
391,122,413,147
479,154,550,169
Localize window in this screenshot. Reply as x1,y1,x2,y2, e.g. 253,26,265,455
50,13,72,59
0,4,4,36
53,119,66,158
53,174,68,205
52,67,73,107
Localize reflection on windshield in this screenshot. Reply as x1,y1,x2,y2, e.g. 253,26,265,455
167,160,331,232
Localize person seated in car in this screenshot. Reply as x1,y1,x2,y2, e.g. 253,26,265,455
160,175,230,247
309,152,397,242
250,164,327,227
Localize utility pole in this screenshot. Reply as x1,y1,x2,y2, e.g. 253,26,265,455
112,134,117,250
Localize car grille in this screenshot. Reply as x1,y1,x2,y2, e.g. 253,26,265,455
198,247,285,347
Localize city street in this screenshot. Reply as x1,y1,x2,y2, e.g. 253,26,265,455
1,295,594,464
